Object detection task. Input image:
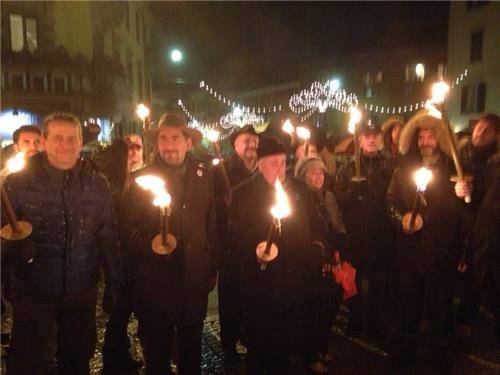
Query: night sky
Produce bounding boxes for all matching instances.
[150,1,449,90]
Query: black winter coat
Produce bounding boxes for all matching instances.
[386,155,464,272]
[227,174,325,321]
[122,155,218,325]
[335,152,394,265]
[2,153,123,297]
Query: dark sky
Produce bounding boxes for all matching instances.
[151,1,449,90]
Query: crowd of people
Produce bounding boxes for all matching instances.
[0,109,498,375]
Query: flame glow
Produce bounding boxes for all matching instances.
[296,126,311,141]
[135,175,171,207]
[282,119,294,135]
[207,129,220,143]
[270,179,291,220]
[212,158,221,166]
[348,107,361,134]
[414,167,432,192]
[431,81,450,104]
[6,152,26,174]
[136,103,150,120]
[425,100,442,119]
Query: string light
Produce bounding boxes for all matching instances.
[362,68,468,115]
[199,81,283,114]
[219,107,264,129]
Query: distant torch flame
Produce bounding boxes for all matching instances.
[414,167,432,192]
[431,81,450,105]
[348,107,361,134]
[296,126,310,141]
[282,119,294,135]
[270,179,291,220]
[6,152,26,174]
[207,129,220,143]
[136,103,150,120]
[212,158,221,166]
[135,175,171,207]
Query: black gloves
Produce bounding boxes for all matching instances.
[8,238,36,265]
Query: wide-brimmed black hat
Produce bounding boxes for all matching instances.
[229,125,258,148]
[257,137,285,160]
[146,112,202,145]
[359,116,381,134]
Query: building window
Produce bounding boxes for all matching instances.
[437,63,446,80]
[11,72,26,90]
[53,74,67,93]
[32,73,47,92]
[376,70,383,83]
[25,18,37,52]
[470,30,483,62]
[415,63,425,81]
[9,14,24,52]
[461,82,487,114]
[466,1,490,10]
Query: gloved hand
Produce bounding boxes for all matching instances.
[8,238,36,265]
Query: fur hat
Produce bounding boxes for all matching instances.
[146,112,202,145]
[294,156,326,180]
[398,110,451,156]
[381,116,405,150]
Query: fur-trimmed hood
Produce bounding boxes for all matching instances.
[399,110,452,156]
[381,116,405,150]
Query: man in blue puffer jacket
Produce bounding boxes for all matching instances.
[2,112,123,375]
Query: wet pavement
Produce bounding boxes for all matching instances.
[2,285,499,374]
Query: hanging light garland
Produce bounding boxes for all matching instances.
[219,106,264,129]
[199,81,283,114]
[289,79,358,114]
[361,68,469,115]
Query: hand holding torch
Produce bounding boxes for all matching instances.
[256,179,291,271]
[135,175,177,256]
[426,81,473,203]
[402,167,432,234]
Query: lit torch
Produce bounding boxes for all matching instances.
[296,126,311,157]
[402,167,432,233]
[1,153,33,259]
[282,119,296,145]
[207,129,231,202]
[426,81,472,203]
[256,179,291,271]
[135,175,177,255]
[136,103,151,163]
[348,107,366,182]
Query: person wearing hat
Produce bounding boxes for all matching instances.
[121,112,218,374]
[387,111,469,370]
[227,137,326,373]
[124,134,144,172]
[213,124,259,367]
[295,156,346,373]
[335,115,394,339]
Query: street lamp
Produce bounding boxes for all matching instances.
[170,49,183,64]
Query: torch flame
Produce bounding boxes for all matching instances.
[296,126,311,141]
[207,129,220,143]
[348,107,361,134]
[270,179,291,220]
[414,167,432,192]
[425,100,443,119]
[135,175,171,207]
[282,119,294,135]
[212,158,221,166]
[430,81,450,105]
[6,152,26,174]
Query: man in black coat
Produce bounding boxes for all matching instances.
[227,137,326,374]
[335,116,394,337]
[456,113,499,343]
[2,112,123,375]
[212,125,259,365]
[121,112,218,375]
[387,112,467,370]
